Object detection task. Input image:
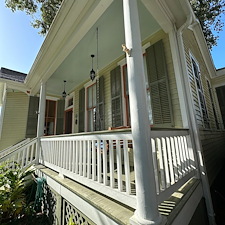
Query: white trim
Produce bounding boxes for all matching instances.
[189,51,209,128]
[27,0,113,95]
[171,183,203,225]
[85,81,97,132]
[0,83,7,139]
[142,42,150,53]
[37,172,122,225]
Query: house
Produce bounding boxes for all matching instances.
[0,67,65,151]
[212,67,225,127]
[1,0,225,224]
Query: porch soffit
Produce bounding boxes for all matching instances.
[25,0,162,96]
[26,0,114,95]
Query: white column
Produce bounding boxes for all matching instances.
[36,82,46,163]
[122,1,164,224]
[37,82,46,138]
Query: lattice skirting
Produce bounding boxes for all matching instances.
[62,198,96,225]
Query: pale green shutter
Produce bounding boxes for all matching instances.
[96,76,104,131]
[26,96,39,138]
[79,88,85,132]
[146,40,173,125]
[56,100,65,135]
[216,86,225,126]
[110,66,123,127]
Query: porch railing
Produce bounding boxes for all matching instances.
[0,138,38,170]
[0,138,30,159]
[40,129,196,208]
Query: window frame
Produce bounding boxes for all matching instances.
[190,53,210,128]
[85,82,97,132]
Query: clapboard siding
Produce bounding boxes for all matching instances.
[0,92,29,151]
[72,30,182,130]
[183,29,222,129]
[200,130,225,185]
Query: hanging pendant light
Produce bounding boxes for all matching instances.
[62,80,67,98]
[90,54,96,81]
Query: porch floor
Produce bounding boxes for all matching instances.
[35,165,200,225]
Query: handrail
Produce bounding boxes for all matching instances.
[0,138,38,170]
[39,129,196,208]
[0,138,30,159]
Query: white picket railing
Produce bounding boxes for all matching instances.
[40,129,196,208]
[0,138,38,170]
[0,138,30,159]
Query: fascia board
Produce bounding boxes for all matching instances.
[216,68,225,77]
[26,0,113,95]
[0,78,30,93]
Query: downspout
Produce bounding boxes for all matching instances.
[176,14,216,225]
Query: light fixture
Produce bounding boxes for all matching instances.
[62,80,67,98]
[90,54,96,81]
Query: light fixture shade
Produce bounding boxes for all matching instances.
[90,69,96,81]
[62,90,67,98]
[62,80,67,98]
[90,54,96,81]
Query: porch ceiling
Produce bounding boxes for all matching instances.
[46,0,160,96]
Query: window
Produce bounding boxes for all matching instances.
[207,80,219,129]
[45,100,56,135]
[191,56,209,128]
[86,83,96,132]
[122,56,153,126]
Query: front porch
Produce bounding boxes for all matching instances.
[0,127,201,224]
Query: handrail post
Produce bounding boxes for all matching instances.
[36,82,46,164]
[122,1,165,224]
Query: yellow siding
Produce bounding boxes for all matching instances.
[0,83,4,105]
[183,29,222,129]
[0,91,29,151]
[72,30,183,131]
[200,130,225,185]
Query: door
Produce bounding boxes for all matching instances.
[64,109,73,134]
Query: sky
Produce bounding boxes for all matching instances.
[0,2,44,74]
[0,2,225,75]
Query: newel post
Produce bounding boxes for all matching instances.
[122,0,165,224]
[36,81,46,163]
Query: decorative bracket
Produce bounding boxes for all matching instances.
[122,44,132,57]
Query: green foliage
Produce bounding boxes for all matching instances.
[68,216,76,225]
[67,216,84,225]
[5,0,62,35]
[0,162,34,224]
[190,0,225,49]
[4,0,225,49]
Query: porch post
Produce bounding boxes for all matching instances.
[36,81,46,163]
[122,1,164,224]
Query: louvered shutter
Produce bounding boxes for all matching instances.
[216,86,225,126]
[56,100,65,135]
[146,40,173,125]
[79,88,85,132]
[26,96,39,138]
[110,66,123,127]
[96,76,104,131]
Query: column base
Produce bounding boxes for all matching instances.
[130,212,167,225]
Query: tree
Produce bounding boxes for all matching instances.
[5,0,225,49]
[190,0,225,50]
[5,0,62,36]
